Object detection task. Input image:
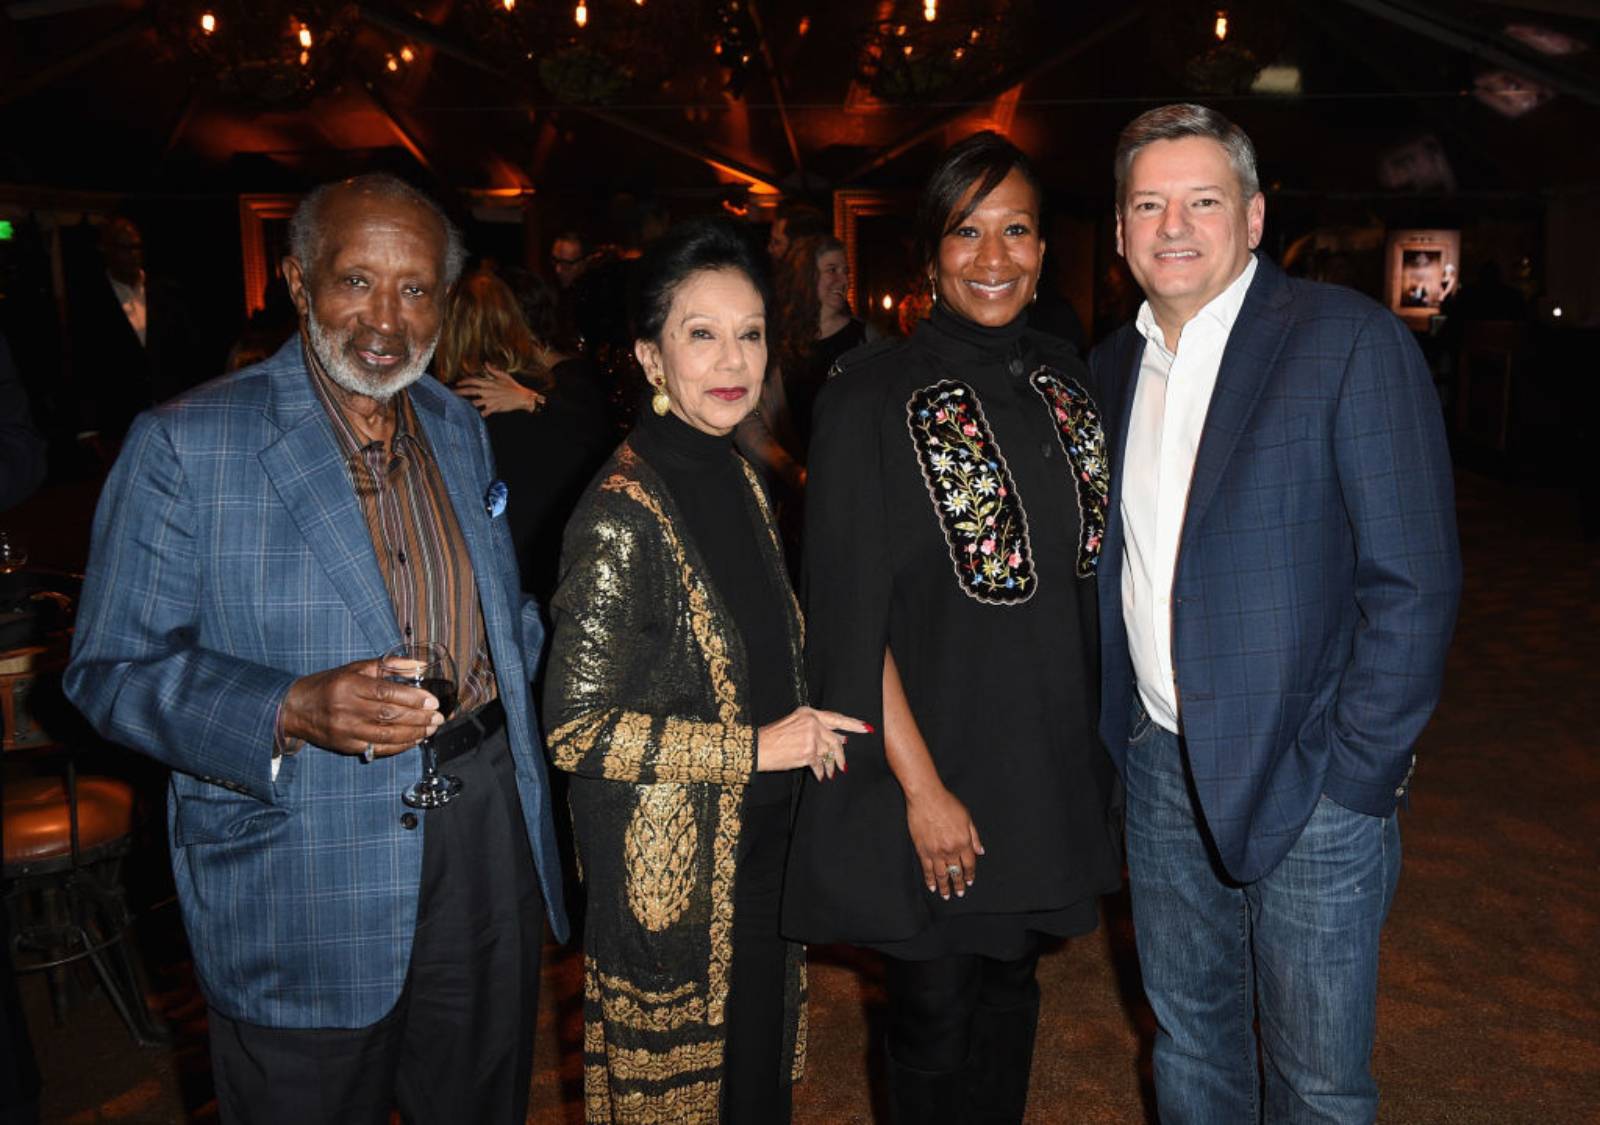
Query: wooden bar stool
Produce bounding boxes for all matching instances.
[2,642,169,1046]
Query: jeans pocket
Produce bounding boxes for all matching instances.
[1128,698,1156,746]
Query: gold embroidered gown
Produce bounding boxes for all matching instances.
[544,435,807,1124]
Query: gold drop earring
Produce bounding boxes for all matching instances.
[650,377,671,417]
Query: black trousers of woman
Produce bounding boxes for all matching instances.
[721,796,793,1124]
[885,942,1043,1125]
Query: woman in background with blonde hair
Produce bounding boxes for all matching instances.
[437,267,611,600]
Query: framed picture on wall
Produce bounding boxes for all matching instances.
[239,194,299,318]
[1385,229,1461,328]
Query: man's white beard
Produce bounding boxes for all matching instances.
[305,300,438,402]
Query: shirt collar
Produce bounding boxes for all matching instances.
[1134,253,1258,352]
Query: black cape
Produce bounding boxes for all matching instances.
[781,304,1122,956]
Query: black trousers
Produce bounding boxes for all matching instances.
[721,795,793,1125]
[885,943,1041,1073]
[207,728,543,1125]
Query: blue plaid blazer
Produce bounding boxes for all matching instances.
[65,339,568,1028]
[1092,257,1461,883]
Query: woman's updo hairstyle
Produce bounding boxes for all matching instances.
[631,216,772,344]
[915,130,1044,273]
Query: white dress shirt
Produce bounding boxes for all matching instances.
[1121,255,1257,734]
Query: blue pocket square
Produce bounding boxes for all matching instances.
[484,479,509,518]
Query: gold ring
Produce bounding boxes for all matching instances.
[822,751,835,766]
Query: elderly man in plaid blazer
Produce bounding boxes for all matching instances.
[1092,105,1461,1124]
[66,175,566,1125]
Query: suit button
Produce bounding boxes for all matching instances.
[401,813,419,830]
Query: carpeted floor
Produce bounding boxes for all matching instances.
[14,468,1600,1124]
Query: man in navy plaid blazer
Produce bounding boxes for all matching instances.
[66,176,567,1123]
[1092,106,1460,1123]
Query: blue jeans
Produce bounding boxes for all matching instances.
[1124,708,1401,1124]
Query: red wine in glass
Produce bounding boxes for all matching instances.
[380,642,462,809]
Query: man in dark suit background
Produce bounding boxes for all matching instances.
[65,216,205,448]
[1091,104,1460,1123]
[66,175,567,1124]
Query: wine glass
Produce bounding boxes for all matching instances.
[0,530,27,575]
[381,641,462,809]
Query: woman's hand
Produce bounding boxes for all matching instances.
[756,707,870,781]
[905,785,985,900]
[454,364,545,417]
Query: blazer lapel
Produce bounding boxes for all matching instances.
[258,349,399,655]
[1180,258,1294,552]
[1102,326,1145,576]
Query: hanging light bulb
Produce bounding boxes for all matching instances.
[1214,10,1229,41]
[399,44,415,63]
[574,1,587,27]
[881,294,893,311]
[199,11,217,34]
[298,24,313,49]
[502,0,516,10]
[385,53,399,72]
[299,49,310,66]
[924,0,937,22]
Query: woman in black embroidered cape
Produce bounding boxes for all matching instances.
[781,133,1123,1124]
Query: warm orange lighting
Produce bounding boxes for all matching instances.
[797,16,810,36]
[902,44,913,56]
[502,0,515,9]
[895,23,907,36]
[574,1,587,27]
[298,25,313,48]
[299,49,310,65]
[953,46,964,60]
[924,0,937,21]
[199,11,216,34]
[969,27,981,43]
[385,54,399,72]
[1214,10,1228,40]
[881,294,893,310]
[399,44,415,62]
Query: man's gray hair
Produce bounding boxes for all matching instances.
[1113,103,1260,206]
[288,173,466,286]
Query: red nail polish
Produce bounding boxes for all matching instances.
[840,761,848,773]
[864,722,876,734]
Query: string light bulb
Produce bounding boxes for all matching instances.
[299,49,310,65]
[385,53,399,72]
[924,0,937,21]
[797,16,810,36]
[1214,10,1228,41]
[298,24,313,49]
[199,11,216,34]
[881,294,893,310]
[502,0,515,9]
[399,44,415,63]
[574,1,587,27]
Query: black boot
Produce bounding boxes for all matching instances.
[965,996,1041,1124]
[887,1048,970,1125]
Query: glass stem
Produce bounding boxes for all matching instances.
[422,738,438,780]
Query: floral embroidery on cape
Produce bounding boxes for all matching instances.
[906,380,1036,605]
[1029,368,1108,576]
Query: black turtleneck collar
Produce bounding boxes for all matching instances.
[633,403,736,473]
[919,302,1031,370]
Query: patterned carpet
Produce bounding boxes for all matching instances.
[18,469,1600,1123]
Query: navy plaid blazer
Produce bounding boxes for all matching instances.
[65,339,568,1028]
[1092,257,1461,883]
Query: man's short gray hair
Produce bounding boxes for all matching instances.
[1113,103,1260,207]
[288,173,466,286]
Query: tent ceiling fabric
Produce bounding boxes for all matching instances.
[1,0,1597,199]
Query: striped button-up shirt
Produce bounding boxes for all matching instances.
[305,339,497,714]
